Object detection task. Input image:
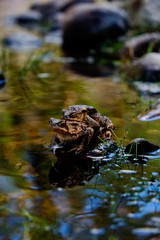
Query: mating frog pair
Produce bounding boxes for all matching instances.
[50,105,114,154]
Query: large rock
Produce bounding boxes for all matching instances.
[62,2,129,56]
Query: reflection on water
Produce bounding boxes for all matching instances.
[0,0,160,239]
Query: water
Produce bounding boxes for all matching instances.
[0,0,160,239]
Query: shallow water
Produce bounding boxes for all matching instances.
[0,0,160,239]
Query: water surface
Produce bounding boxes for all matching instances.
[0,1,160,239]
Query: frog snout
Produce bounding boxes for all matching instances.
[49,118,55,125]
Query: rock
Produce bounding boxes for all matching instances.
[30,0,94,21]
[62,2,129,56]
[138,100,160,121]
[0,71,6,90]
[52,0,94,12]
[14,11,42,25]
[123,0,160,30]
[120,33,160,59]
[125,53,160,82]
[44,29,63,45]
[139,0,160,28]
[3,32,42,52]
[134,82,160,94]
[125,138,159,155]
[11,11,46,33]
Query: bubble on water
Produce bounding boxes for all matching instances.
[132,186,141,191]
[141,177,148,180]
[132,227,160,237]
[127,213,136,218]
[109,213,117,218]
[119,170,137,174]
[90,227,105,235]
[137,182,143,185]
[131,177,136,181]
[38,73,50,78]
[152,172,158,176]
[151,198,160,203]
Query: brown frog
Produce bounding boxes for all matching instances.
[50,118,94,153]
[62,105,114,139]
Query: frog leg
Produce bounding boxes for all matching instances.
[85,115,99,128]
[99,127,112,140]
[51,134,61,146]
[104,116,115,129]
[75,127,94,154]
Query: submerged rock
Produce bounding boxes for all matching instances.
[125,53,160,82]
[62,2,129,56]
[0,71,6,90]
[138,101,160,121]
[3,32,42,51]
[120,33,160,60]
[125,138,159,155]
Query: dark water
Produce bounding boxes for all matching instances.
[0,0,160,239]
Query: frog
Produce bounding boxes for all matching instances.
[49,118,94,154]
[62,105,114,139]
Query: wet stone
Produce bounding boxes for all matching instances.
[62,2,129,57]
[125,0,160,31]
[139,0,160,27]
[13,11,42,25]
[52,0,95,12]
[138,100,160,121]
[30,0,94,21]
[125,53,160,82]
[3,31,42,51]
[120,32,160,59]
[0,71,6,90]
[44,30,63,45]
[125,138,159,155]
[133,82,160,95]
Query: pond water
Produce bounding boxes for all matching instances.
[0,0,160,239]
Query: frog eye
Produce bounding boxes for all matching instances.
[71,123,79,126]
[69,112,77,118]
[58,122,66,127]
